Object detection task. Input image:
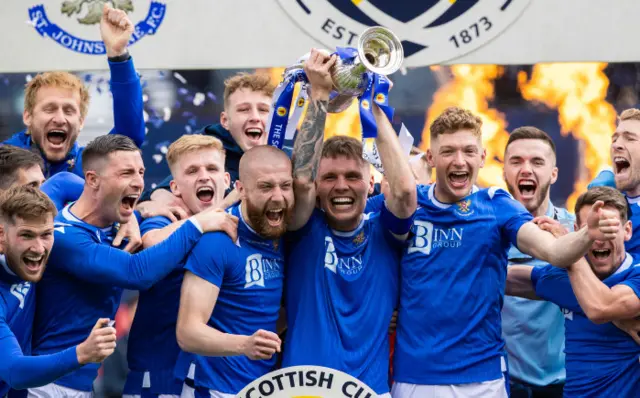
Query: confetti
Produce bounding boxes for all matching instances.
[178,88,189,96]
[155,141,171,152]
[193,92,205,106]
[26,75,33,83]
[151,183,158,189]
[163,107,172,122]
[144,127,149,135]
[152,154,163,164]
[158,71,166,77]
[160,145,168,154]
[173,72,187,84]
[174,100,182,109]
[84,74,93,83]
[143,110,149,123]
[206,92,217,102]
[188,117,198,127]
[185,125,192,134]
[182,111,194,118]
[142,94,149,103]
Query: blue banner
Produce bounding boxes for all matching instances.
[28,2,166,55]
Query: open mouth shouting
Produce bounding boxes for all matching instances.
[517,179,537,200]
[245,128,264,144]
[265,208,284,226]
[614,156,631,179]
[592,248,612,261]
[331,197,355,211]
[196,186,214,203]
[121,194,139,213]
[46,129,68,149]
[23,252,46,275]
[448,171,470,190]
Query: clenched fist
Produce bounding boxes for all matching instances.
[76,318,117,364]
[241,329,281,360]
[100,4,134,58]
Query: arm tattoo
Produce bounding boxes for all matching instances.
[292,98,328,181]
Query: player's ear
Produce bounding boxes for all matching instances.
[169,180,181,198]
[236,180,246,200]
[84,170,100,190]
[224,172,231,191]
[220,111,230,130]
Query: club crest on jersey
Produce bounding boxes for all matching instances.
[245,253,282,288]
[275,0,532,65]
[352,230,365,246]
[455,199,474,217]
[27,1,166,55]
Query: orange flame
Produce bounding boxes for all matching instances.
[518,63,616,210]
[421,65,510,189]
[259,67,363,140]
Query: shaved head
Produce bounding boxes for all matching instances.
[239,146,292,183]
[237,145,294,239]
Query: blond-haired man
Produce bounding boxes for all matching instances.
[142,72,275,206]
[124,135,231,398]
[4,4,144,179]
[391,107,620,398]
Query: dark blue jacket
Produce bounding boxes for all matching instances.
[4,58,145,179]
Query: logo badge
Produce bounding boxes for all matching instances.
[455,198,473,216]
[238,365,377,398]
[361,99,370,110]
[276,106,289,117]
[28,1,166,55]
[352,230,365,246]
[275,0,532,66]
[296,97,306,107]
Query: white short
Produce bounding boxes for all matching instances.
[28,383,93,398]
[391,377,508,398]
[180,383,195,398]
[123,395,179,398]
[203,391,234,398]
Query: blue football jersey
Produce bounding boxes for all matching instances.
[184,204,284,394]
[0,256,35,397]
[125,216,192,395]
[394,184,533,385]
[532,255,640,397]
[33,205,202,391]
[625,196,640,257]
[283,204,404,395]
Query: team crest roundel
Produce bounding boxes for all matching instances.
[237,365,378,397]
[28,1,166,55]
[275,0,533,66]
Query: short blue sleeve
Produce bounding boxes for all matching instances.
[40,172,84,211]
[184,232,233,288]
[365,193,385,213]
[532,265,576,309]
[620,268,640,299]
[139,216,172,236]
[489,187,534,247]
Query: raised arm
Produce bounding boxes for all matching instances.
[567,258,640,324]
[372,104,416,219]
[288,50,337,231]
[505,265,540,300]
[53,210,237,290]
[101,4,145,147]
[517,201,620,267]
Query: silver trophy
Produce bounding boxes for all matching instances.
[284,26,404,113]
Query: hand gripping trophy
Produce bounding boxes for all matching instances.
[266,26,405,148]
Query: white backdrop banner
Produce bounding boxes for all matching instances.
[1,0,639,72]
